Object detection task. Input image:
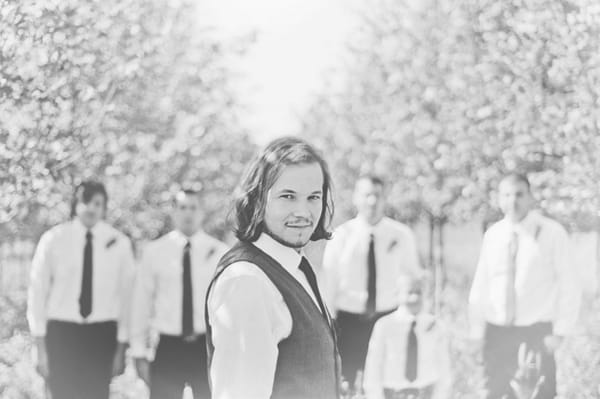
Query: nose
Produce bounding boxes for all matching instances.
[366,195,377,206]
[291,198,313,219]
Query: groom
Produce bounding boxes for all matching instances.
[205,136,341,399]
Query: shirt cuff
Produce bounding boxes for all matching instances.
[129,341,149,359]
[117,327,129,344]
[553,321,576,337]
[469,323,485,340]
[29,321,47,337]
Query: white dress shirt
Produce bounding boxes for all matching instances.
[323,216,422,314]
[129,230,228,358]
[363,308,452,399]
[27,219,135,342]
[469,210,582,338]
[206,233,323,399]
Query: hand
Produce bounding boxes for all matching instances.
[111,343,128,377]
[466,337,484,364]
[134,357,151,386]
[543,335,563,354]
[34,337,49,379]
[509,343,545,399]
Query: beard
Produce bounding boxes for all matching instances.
[263,225,312,249]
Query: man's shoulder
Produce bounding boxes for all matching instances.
[201,233,229,254]
[536,213,568,236]
[40,221,71,243]
[100,222,130,242]
[483,219,505,237]
[210,260,277,301]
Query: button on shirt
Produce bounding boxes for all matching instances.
[206,233,324,399]
[27,219,135,342]
[323,217,422,314]
[129,230,228,358]
[363,309,452,399]
[469,210,582,338]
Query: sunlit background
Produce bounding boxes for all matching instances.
[1,0,599,397]
[199,0,361,143]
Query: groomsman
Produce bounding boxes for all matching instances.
[363,280,451,399]
[323,175,422,386]
[469,173,582,399]
[130,188,227,399]
[27,180,135,399]
[205,137,340,399]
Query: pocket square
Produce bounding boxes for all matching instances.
[105,237,117,249]
[387,240,398,252]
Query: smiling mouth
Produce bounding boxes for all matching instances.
[285,223,312,228]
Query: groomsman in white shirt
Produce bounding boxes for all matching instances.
[323,175,422,386]
[130,188,227,399]
[27,180,135,399]
[205,137,340,399]
[469,173,581,399]
[364,280,451,399]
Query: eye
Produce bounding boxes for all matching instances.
[280,194,295,200]
[309,195,322,201]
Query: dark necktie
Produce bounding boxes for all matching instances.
[298,257,329,321]
[79,230,93,319]
[505,231,519,325]
[182,241,194,337]
[405,320,418,382]
[366,233,377,316]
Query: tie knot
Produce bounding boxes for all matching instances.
[410,320,417,329]
[184,241,191,250]
[299,256,311,271]
[86,231,93,241]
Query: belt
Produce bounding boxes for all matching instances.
[383,385,433,399]
[159,333,205,343]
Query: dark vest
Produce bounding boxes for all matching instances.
[205,240,340,399]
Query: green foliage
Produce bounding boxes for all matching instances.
[0,0,257,241]
[302,0,600,231]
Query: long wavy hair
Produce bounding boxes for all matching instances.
[233,136,335,242]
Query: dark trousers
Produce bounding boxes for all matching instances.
[483,322,557,399]
[336,309,396,385]
[46,320,117,399]
[150,334,209,399]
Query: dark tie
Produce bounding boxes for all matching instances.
[366,233,377,316]
[298,257,329,320]
[405,320,418,382]
[505,232,519,325]
[182,241,194,337]
[79,230,93,319]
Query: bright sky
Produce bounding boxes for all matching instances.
[198,0,361,144]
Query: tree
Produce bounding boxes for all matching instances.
[0,0,257,242]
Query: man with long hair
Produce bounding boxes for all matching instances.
[205,137,340,399]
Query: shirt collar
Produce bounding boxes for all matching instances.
[504,210,541,235]
[72,217,103,237]
[171,229,205,248]
[253,233,304,273]
[355,215,386,235]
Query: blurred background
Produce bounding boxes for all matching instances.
[1,0,599,397]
